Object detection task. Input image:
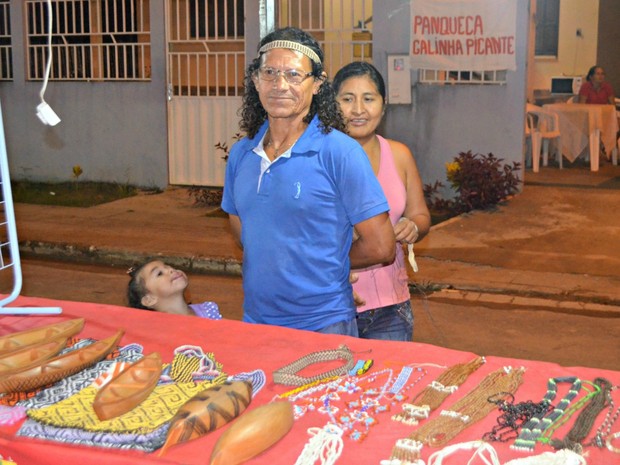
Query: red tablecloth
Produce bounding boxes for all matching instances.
[0,295,618,465]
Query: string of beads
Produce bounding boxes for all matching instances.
[382,367,525,464]
[548,377,610,451]
[408,366,525,447]
[482,392,552,443]
[272,345,355,386]
[585,383,619,448]
[511,376,581,452]
[392,356,485,425]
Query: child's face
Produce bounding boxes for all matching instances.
[139,260,189,302]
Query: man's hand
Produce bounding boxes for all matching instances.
[350,272,366,307]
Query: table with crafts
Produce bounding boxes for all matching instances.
[0,295,618,465]
[543,103,619,170]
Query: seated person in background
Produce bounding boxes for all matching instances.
[127,259,222,319]
[578,65,615,104]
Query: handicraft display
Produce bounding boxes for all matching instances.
[2,318,620,464]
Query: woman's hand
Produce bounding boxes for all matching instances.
[394,217,419,244]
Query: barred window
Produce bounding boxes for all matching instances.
[535,0,559,57]
[0,0,11,80]
[189,0,244,39]
[26,0,151,81]
[419,69,507,85]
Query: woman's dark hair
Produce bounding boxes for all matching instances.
[586,65,602,82]
[126,260,155,310]
[239,27,345,138]
[332,61,387,103]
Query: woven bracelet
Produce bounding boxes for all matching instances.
[273,344,355,386]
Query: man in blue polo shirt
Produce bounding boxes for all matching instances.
[221,27,395,336]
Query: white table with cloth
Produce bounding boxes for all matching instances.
[543,103,618,171]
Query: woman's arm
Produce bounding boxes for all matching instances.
[389,140,431,244]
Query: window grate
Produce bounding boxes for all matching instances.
[26,0,151,81]
[419,69,507,85]
[278,0,373,74]
[0,0,12,81]
[167,0,245,97]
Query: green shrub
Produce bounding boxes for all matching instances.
[425,151,521,217]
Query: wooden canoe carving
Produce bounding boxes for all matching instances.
[93,352,163,421]
[0,318,85,356]
[0,330,124,394]
[0,337,68,377]
[210,401,294,465]
[158,380,253,456]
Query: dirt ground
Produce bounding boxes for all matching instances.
[3,258,618,372]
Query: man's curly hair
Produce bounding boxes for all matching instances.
[239,27,345,139]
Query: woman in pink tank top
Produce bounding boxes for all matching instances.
[333,62,431,341]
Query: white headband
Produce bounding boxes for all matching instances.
[258,40,321,65]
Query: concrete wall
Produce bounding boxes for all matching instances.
[374,0,529,192]
[597,0,620,94]
[0,0,610,191]
[0,1,169,188]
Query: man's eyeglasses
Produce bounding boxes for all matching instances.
[257,66,314,85]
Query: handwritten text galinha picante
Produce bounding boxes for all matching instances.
[412,15,514,56]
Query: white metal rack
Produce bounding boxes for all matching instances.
[0,101,61,314]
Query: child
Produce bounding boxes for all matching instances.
[127,259,222,319]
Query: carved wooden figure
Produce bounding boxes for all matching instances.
[93,352,163,421]
[0,330,123,394]
[159,379,253,456]
[210,400,294,465]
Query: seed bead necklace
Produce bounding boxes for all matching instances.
[322,366,429,442]
[549,377,610,452]
[272,344,355,386]
[539,379,601,448]
[382,367,525,465]
[585,383,619,448]
[482,392,553,443]
[511,376,582,452]
[392,356,485,425]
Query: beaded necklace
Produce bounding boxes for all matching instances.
[586,383,619,448]
[323,366,429,442]
[288,364,435,444]
[511,376,582,452]
[483,392,553,443]
[383,367,525,464]
[413,366,525,447]
[272,344,355,386]
[392,356,485,425]
[547,377,609,451]
[286,368,393,422]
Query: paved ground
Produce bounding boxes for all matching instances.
[2,160,619,370]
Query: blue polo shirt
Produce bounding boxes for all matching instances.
[222,116,389,331]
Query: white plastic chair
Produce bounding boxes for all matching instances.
[526,104,562,172]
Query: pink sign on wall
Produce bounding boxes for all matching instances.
[410,0,517,71]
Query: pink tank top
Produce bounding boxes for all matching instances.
[353,135,410,312]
